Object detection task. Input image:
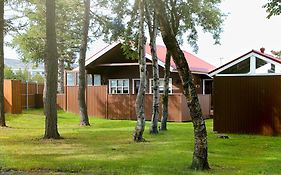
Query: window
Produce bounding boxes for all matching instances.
[93,74,101,86]
[132,79,140,94]
[87,74,93,86]
[66,72,75,86]
[149,78,172,94]
[220,58,250,74]
[109,79,129,94]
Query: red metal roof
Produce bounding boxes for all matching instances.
[145,45,215,73]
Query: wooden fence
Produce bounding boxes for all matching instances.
[3,80,44,114]
[4,80,22,114]
[21,82,44,109]
[58,85,211,122]
[214,75,281,135]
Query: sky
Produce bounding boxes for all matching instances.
[5,0,281,67]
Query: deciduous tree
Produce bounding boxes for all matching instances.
[133,0,146,141]
[11,0,83,93]
[144,1,160,134]
[152,0,223,170]
[160,50,171,131]
[264,0,281,18]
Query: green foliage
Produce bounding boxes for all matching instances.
[271,50,281,58]
[96,0,140,60]
[31,72,44,83]
[11,0,84,67]
[14,68,30,81]
[4,66,15,79]
[1,110,281,174]
[264,0,281,18]
[97,0,224,54]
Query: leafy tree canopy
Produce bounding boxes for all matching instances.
[264,0,281,18]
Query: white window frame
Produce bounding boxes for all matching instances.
[149,78,172,94]
[202,79,213,95]
[108,79,129,94]
[132,79,140,94]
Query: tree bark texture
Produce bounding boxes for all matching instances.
[145,6,159,134]
[154,0,209,170]
[78,0,90,126]
[133,0,146,142]
[160,50,171,131]
[57,57,64,93]
[0,0,5,127]
[44,0,60,139]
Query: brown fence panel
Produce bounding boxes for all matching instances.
[107,94,131,119]
[57,94,65,109]
[180,94,211,122]
[198,94,211,118]
[66,86,79,114]
[37,84,44,94]
[4,80,22,114]
[87,86,107,118]
[21,82,41,109]
[214,75,281,135]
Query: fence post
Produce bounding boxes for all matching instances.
[26,80,28,109]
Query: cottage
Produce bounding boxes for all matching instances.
[60,42,214,121]
[209,48,281,135]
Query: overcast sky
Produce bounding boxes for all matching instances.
[5,0,281,67]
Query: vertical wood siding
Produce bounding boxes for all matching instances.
[214,75,281,135]
[87,86,107,118]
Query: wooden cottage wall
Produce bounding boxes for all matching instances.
[214,75,281,135]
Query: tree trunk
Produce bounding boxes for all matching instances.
[0,0,5,127]
[44,0,60,139]
[160,50,171,131]
[145,6,159,134]
[133,0,146,142]
[154,1,210,170]
[78,0,90,126]
[57,57,64,94]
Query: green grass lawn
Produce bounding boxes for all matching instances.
[0,109,281,175]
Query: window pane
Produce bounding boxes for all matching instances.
[94,74,101,86]
[117,87,122,93]
[123,87,129,94]
[134,80,140,94]
[123,80,129,87]
[66,72,74,86]
[159,80,164,86]
[87,74,93,86]
[110,80,117,86]
[111,87,117,94]
[117,80,123,86]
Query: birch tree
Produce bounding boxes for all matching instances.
[160,51,171,130]
[152,0,223,170]
[0,0,5,127]
[144,1,160,134]
[78,0,90,126]
[133,0,146,141]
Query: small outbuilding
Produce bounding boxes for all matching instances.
[209,48,281,135]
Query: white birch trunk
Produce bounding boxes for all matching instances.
[133,0,146,142]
